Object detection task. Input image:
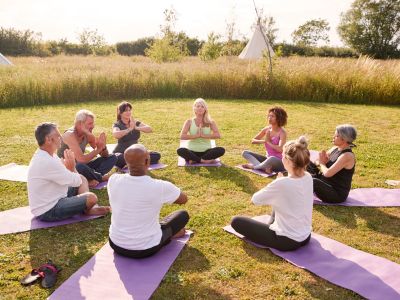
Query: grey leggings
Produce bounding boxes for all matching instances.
[242,150,285,172]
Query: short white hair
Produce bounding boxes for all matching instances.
[75,109,95,123]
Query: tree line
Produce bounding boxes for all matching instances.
[0,0,399,60]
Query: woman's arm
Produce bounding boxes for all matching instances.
[112,126,131,139]
[251,127,268,144]
[200,121,221,139]
[136,121,152,133]
[180,119,199,140]
[319,152,355,177]
[265,128,286,153]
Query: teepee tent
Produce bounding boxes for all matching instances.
[0,53,13,65]
[239,23,274,60]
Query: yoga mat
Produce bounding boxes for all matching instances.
[224,215,400,300]
[386,180,400,186]
[0,206,102,235]
[309,150,319,163]
[178,140,222,167]
[49,231,193,300]
[313,188,400,207]
[235,165,276,178]
[120,163,168,173]
[91,181,108,190]
[0,163,28,182]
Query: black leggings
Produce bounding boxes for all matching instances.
[115,151,161,169]
[109,210,189,259]
[177,147,225,163]
[231,216,310,252]
[313,178,347,203]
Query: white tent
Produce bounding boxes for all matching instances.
[239,23,274,60]
[0,53,13,65]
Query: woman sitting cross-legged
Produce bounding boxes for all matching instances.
[177,98,225,164]
[231,136,313,252]
[112,101,161,169]
[307,124,357,203]
[242,106,287,174]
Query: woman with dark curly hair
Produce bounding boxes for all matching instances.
[242,107,288,174]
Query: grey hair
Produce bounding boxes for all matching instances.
[75,109,95,124]
[336,124,357,146]
[35,122,57,146]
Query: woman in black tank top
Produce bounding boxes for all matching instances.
[307,124,357,203]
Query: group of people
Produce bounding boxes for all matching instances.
[27,98,357,257]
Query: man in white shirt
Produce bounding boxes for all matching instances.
[28,122,110,221]
[108,144,189,258]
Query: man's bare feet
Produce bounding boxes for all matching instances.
[201,159,216,164]
[88,180,99,188]
[242,163,254,169]
[86,206,111,216]
[172,228,186,238]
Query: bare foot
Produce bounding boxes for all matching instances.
[86,206,111,216]
[88,180,99,188]
[242,163,254,169]
[172,228,186,238]
[263,167,273,174]
[201,159,216,164]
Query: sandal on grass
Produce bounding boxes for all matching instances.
[39,262,61,288]
[20,269,45,285]
[20,261,61,288]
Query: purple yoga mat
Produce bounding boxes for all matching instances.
[49,231,192,300]
[235,165,276,177]
[224,215,400,300]
[0,206,102,235]
[314,188,400,207]
[120,163,168,173]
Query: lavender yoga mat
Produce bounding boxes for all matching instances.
[178,140,222,167]
[0,206,102,235]
[235,165,276,178]
[224,215,400,300]
[313,188,400,207]
[49,231,192,300]
[0,163,28,182]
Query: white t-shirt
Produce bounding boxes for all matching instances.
[27,149,82,216]
[251,172,313,242]
[108,173,181,250]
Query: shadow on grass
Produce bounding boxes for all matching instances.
[315,206,400,238]
[183,166,259,195]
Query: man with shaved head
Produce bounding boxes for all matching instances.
[107,144,189,258]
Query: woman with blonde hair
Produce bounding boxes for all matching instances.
[231,136,313,251]
[177,98,225,164]
[242,106,288,174]
[112,101,161,169]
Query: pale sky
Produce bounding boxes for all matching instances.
[0,0,353,46]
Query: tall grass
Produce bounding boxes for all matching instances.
[0,55,399,108]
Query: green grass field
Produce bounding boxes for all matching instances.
[0,99,399,299]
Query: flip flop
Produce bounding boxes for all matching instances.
[39,262,61,288]
[20,269,45,285]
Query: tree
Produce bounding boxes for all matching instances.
[77,28,109,55]
[292,19,330,46]
[253,9,278,46]
[199,32,222,61]
[146,7,188,62]
[338,0,400,59]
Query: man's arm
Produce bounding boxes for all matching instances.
[62,131,101,163]
[174,192,188,204]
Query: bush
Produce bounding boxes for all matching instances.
[199,33,222,61]
[116,38,155,56]
[145,37,184,63]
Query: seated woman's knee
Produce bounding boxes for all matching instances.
[86,192,98,206]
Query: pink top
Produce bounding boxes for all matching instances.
[265,129,282,159]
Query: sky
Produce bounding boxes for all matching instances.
[0,0,353,46]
